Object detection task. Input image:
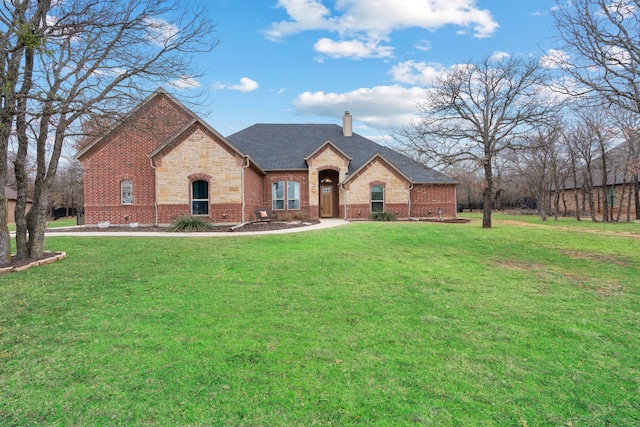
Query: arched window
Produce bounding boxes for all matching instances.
[121,180,133,204]
[371,185,384,213]
[191,180,209,215]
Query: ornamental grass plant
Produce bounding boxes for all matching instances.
[167,215,214,232]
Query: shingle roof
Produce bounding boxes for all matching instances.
[4,186,17,200]
[563,140,640,190]
[3,186,33,202]
[226,124,456,184]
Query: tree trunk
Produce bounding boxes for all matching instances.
[635,174,639,220]
[25,113,64,258]
[482,160,493,229]
[13,44,35,259]
[0,125,11,266]
[0,192,10,266]
[26,197,49,258]
[628,185,633,222]
[616,181,626,222]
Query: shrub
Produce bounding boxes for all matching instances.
[168,215,214,232]
[368,211,397,221]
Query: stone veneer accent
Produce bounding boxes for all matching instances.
[306,144,350,207]
[155,128,243,205]
[345,158,410,205]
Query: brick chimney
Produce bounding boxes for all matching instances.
[342,110,352,137]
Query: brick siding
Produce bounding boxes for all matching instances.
[79,92,458,225]
[560,185,638,218]
[410,184,457,218]
[264,171,311,220]
[80,93,194,225]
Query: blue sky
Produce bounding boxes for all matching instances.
[170,0,560,145]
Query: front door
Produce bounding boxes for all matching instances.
[320,185,333,217]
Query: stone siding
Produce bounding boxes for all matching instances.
[155,127,243,206]
[306,145,349,208]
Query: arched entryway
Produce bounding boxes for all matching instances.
[318,169,339,218]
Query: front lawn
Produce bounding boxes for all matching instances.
[1,220,639,425]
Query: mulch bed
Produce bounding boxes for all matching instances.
[45,220,321,233]
[1,251,66,273]
[421,218,471,223]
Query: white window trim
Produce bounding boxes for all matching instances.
[121,180,133,205]
[191,180,209,216]
[371,185,384,212]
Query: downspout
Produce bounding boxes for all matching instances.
[150,158,158,226]
[339,182,347,220]
[241,156,250,223]
[408,183,419,221]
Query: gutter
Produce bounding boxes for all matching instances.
[407,183,419,221]
[241,156,250,223]
[339,182,347,220]
[150,158,159,226]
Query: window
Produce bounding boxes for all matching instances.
[608,186,617,206]
[121,180,133,204]
[272,180,300,210]
[191,180,209,215]
[288,181,300,210]
[371,185,384,212]
[272,181,285,210]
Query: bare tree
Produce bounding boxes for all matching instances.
[0,0,47,264]
[0,0,219,264]
[49,159,83,218]
[580,106,618,221]
[394,55,561,228]
[552,0,640,114]
[512,125,567,221]
[553,0,640,220]
[563,104,618,222]
[608,106,640,220]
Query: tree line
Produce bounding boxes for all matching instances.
[394,0,640,228]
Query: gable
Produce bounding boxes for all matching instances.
[305,141,351,171]
[75,88,195,161]
[154,126,246,205]
[344,153,410,186]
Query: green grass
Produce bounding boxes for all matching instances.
[461,211,640,234]
[7,217,77,232]
[1,220,639,425]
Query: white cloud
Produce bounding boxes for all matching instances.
[210,77,259,93]
[390,61,449,86]
[293,85,426,129]
[265,0,499,60]
[415,40,432,51]
[169,75,201,89]
[489,51,510,61]
[230,77,259,92]
[540,48,570,69]
[265,0,336,41]
[144,18,180,46]
[313,37,394,59]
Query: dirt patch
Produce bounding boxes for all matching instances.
[562,250,632,267]
[493,259,543,271]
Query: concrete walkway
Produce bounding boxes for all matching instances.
[40,218,350,237]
